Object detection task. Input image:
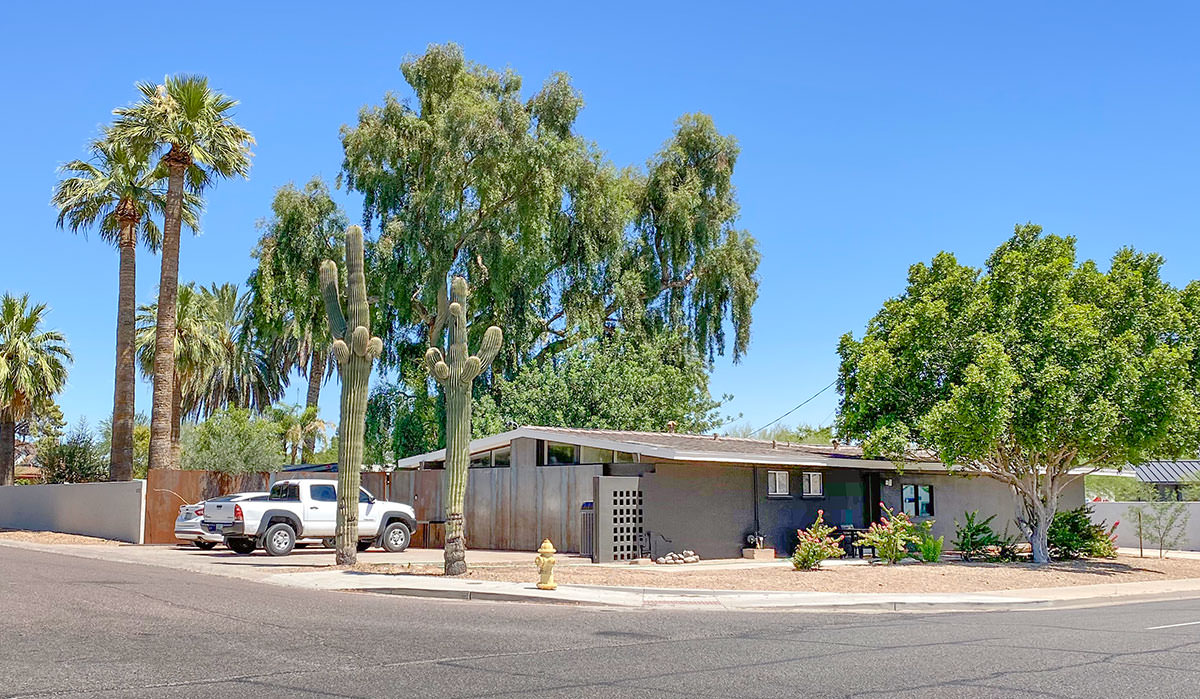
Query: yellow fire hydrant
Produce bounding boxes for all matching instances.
[535,538,557,590]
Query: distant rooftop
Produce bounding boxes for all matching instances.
[1135,461,1200,484]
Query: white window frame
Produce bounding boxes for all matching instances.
[767,470,790,496]
[801,472,824,497]
[902,484,934,517]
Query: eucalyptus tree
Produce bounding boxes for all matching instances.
[247,178,346,459]
[837,224,1200,563]
[340,43,759,378]
[111,75,254,470]
[0,295,72,485]
[51,134,199,480]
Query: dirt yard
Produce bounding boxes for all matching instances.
[352,555,1200,593]
[0,529,122,546]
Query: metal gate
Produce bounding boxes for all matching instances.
[592,476,643,563]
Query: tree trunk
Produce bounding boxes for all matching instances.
[149,153,187,471]
[171,376,183,469]
[0,419,15,486]
[1014,484,1054,564]
[1028,516,1051,564]
[108,222,137,481]
[302,350,325,463]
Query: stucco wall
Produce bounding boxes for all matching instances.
[1090,501,1200,552]
[0,480,146,544]
[880,473,1085,544]
[641,462,754,559]
[757,467,866,554]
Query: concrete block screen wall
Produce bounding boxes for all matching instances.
[1091,501,1200,552]
[0,480,146,544]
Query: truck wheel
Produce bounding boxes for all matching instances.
[381,522,411,553]
[356,540,372,553]
[227,538,256,555]
[193,540,218,551]
[263,523,297,557]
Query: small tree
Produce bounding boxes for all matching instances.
[180,407,283,474]
[838,225,1200,563]
[37,420,107,484]
[1130,500,1191,558]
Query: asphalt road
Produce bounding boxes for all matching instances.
[3,546,1200,698]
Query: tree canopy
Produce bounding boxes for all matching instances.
[339,43,759,376]
[837,224,1200,562]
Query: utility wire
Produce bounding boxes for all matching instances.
[748,379,837,437]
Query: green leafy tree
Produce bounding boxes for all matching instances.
[473,331,727,438]
[0,294,72,485]
[1130,499,1191,557]
[837,225,1200,563]
[339,44,758,441]
[52,133,200,481]
[180,407,283,474]
[37,419,107,484]
[724,422,834,444]
[269,404,330,465]
[111,74,254,471]
[247,177,346,459]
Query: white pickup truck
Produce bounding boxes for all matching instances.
[202,478,417,556]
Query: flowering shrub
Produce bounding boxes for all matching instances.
[856,503,920,564]
[791,510,846,570]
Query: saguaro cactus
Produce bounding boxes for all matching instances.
[424,276,502,575]
[320,225,382,566]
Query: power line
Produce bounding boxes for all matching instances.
[748,379,837,437]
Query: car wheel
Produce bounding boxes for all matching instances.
[263,523,297,557]
[381,522,411,553]
[356,540,372,553]
[227,538,257,555]
[193,540,218,551]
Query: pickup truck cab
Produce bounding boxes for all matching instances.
[203,479,416,556]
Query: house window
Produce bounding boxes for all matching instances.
[469,452,491,469]
[801,472,824,497]
[580,446,613,464]
[767,470,790,496]
[614,451,638,463]
[545,441,579,465]
[902,484,934,517]
[492,447,511,468]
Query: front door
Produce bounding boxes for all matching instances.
[863,473,882,525]
[307,483,338,537]
[358,487,381,539]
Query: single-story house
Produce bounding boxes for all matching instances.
[1131,461,1200,500]
[391,426,1084,561]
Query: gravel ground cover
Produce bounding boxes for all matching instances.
[0,529,121,545]
[350,554,1200,593]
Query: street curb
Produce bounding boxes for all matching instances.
[347,587,592,606]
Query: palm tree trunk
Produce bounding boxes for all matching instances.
[149,153,187,471]
[108,222,137,481]
[0,419,15,486]
[171,376,183,468]
[301,350,326,462]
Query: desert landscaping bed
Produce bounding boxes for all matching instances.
[0,529,122,546]
[351,555,1200,594]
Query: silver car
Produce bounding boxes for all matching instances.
[175,492,268,549]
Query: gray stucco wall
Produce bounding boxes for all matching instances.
[879,472,1085,544]
[758,467,866,555]
[641,462,754,560]
[0,480,146,544]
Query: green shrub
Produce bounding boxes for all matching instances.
[914,520,944,562]
[36,420,107,484]
[991,529,1024,562]
[1047,505,1117,559]
[855,503,920,564]
[954,511,1000,562]
[791,510,846,570]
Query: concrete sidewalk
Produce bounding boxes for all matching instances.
[8,537,1200,612]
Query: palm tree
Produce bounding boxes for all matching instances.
[136,283,220,466]
[271,404,330,465]
[111,75,254,470]
[0,295,72,485]
[247,177,346,460]
[196,283,287,416]
[51,133,200,481]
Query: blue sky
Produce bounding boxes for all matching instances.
[3,2,1199,435]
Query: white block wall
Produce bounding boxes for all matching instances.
[0,480,146,544]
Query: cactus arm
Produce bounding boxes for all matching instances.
[476,326,502,372]
[319,260,346,340]
[424,347,450,382]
